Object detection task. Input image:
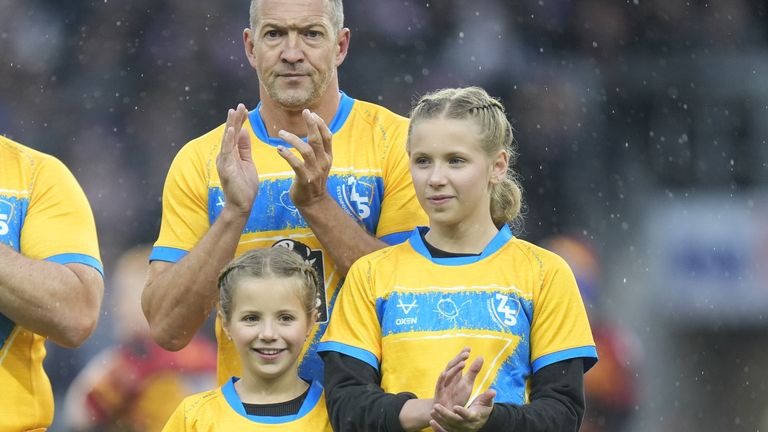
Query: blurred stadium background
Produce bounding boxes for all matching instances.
[2,0,767,430]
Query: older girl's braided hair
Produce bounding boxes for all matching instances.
[407,86,524,230]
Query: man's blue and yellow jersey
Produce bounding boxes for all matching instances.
[0,135,102,431]
[151,92,428,385]
[161,378,332,431]
[319,226,597,420]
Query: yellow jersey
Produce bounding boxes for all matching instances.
[151,93,427,384]
[320,226,597,410]
[161,378,332,432]
[0,135,102,431]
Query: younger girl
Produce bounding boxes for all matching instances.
[318,87,598,431]
[162,247,331,431]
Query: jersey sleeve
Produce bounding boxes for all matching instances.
[318,257,382,370]
[151,142,210,263]
[530,256,597,373]
[20,156,102,274]
[375,117,428,241]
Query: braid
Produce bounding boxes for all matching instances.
[469,99,504,114]
[407,86,524,229]
[217,248,320,321]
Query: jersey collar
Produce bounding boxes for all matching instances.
[221,377,324,424]
[408,225,514,266]
[247,92,355,147]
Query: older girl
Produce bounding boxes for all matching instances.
[319,87,597,431]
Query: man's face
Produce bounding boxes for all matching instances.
[244,0,345,110]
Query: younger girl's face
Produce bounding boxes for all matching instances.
[223,276,313,384]
[409,118,506,230]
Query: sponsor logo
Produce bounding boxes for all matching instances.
[395,317,418,325]
[395,297,418,326]
[396,298,418,315]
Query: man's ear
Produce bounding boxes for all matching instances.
[243,27,259,70]
[335,28,351,67]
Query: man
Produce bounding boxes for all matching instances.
[142,0,426,384]
[0,135,104,430]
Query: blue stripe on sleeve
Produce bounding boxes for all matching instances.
[149,246,188,263]
[379,231,411,246]
[45,253,104,276]
[532,345,599,373]
[317,341,380,371]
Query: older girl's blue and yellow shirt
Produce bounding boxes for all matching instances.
[319,226,597,414]
[0,135,102,431]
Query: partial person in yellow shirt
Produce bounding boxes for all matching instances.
[0,135,104,431]
[162,247,332,431]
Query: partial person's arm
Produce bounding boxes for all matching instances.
[324,349,501,432]
[142,105,259,351]
[322,351,429,432]
[293,193,388,275]
[278,110,387,275]
[324,353,585,432]
[0,245,103,348]
[476,359,585,432]
[142,209,248,350]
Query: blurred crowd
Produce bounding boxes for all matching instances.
[2,0,767,430]
[3,0,765,259]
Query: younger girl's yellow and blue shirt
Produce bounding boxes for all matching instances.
[0,135,102,431]
[162,378,332,431]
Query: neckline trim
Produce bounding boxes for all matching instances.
[247,92,355,147]
[221,377,323,424]
[408,225,513,266]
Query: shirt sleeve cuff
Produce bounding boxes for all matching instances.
[385,392,418,432]
[478,403,518,432]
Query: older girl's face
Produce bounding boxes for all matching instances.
[408,118,506,232]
